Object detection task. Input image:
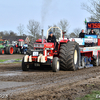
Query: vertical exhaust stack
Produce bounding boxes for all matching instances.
[42,29,44,43]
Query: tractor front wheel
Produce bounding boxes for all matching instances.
[0,49,5,55]
[22,57,29,71]
[52,57,60,72]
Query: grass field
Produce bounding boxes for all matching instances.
[77,90,100,100]
[0,59,22,63]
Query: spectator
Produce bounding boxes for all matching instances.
[23,42,28,54]
[89,29,96,35]
[79,29,85,38]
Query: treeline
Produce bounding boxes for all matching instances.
[0,31,17,38]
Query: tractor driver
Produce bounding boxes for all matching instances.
[47,32,58,51]
[47,32,56,43]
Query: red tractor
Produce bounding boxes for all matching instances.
[22,27,79,72]
[22,24,100,72]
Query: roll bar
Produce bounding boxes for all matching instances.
[46,27,62,39]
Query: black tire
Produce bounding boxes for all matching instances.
[91,55,99,66]
[13,47,15,54]
[13,46,17,54]
[17,48,20,54]
[8,46,14,54]
[66,41,79,71]
[59,44,67,70]
[29,63,34,69]
[0,49,5,54]
[5,46,9,54]
[52,57,60,72]
[22,57,29,71]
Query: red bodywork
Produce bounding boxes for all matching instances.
[32,43,54,62]
[98,38,100,46]
[36,39,46,43]
[18,39,24,42]
[80,51,93,60]
[31,39,69,62]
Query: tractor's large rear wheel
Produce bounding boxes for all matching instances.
[8,46,14,54]
[5,46,14,54]
[5,46,9,54]
[66,41,79,71]
[59,44,67,70]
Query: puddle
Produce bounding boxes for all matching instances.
[0,71,23,76]
[0,81,34,90]
[0,70,34,77]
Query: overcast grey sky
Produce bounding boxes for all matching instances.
[0,0,91,36]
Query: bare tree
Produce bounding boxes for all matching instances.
[4,31,9,36]
[82,0,100,21]
[17,24,24,36]
[73,28,81,38]
[27,20,40,39]
[9,31,17,36]
[58,19,69,31]
[52,25,61,39]
[0,32,4,37]
[69,33,76,38]
[58,19,69,38]
[47,25,61,39]
[54,29,61,39]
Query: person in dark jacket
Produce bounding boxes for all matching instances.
[47,32,56,43]
[79,29,85,38]
[47,32,58,51]
[89,29,96,35]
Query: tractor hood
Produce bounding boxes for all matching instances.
[44,43,54,48]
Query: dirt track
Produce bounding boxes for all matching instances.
[0,55,100,100]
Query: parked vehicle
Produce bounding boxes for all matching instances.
[0,40,14,55]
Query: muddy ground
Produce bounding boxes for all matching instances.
[0,55,100,100]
